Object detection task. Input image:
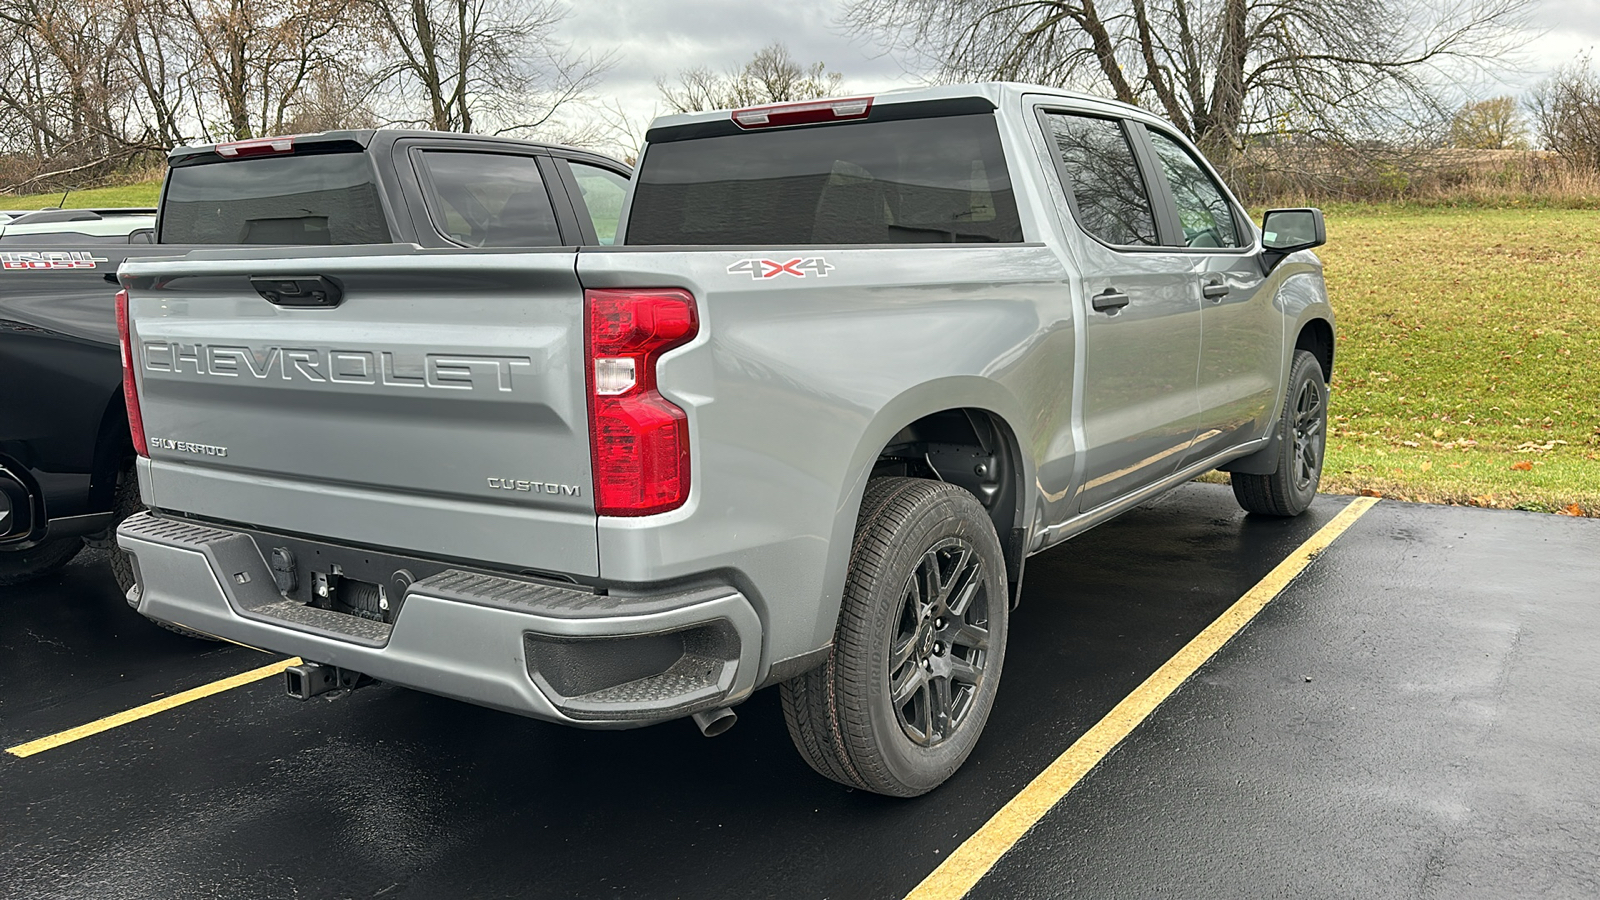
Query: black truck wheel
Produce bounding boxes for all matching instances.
[102,465,215,640]
[0,537,83,587]
[781,477,1009,797]
[105,465,142,598]
[1233,349,1328,517]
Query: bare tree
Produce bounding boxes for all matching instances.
[1531,58,1600,172]
[360,0,609,136]
[841,0,1527,154]
[167,0,366,141]
[1449,96,1526,149]
[0,0,166,189]
[658,43,844,113]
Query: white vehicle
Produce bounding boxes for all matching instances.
[0,208,157,244]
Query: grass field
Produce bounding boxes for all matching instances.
[4,177,1592,515]
[1293,206,1599,516]
[2,179,162,210]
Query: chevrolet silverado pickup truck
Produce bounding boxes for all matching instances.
[116,84,1334,795]
[0,132,629,592]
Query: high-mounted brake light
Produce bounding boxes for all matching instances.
[731,97,873,129]
[215,137,295,158]
[584,288,698,516]
[115,289,148,458]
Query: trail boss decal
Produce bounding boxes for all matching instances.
[727,257,833,279]
[1,251,108,270]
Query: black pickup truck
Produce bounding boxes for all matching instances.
[0,130,630,592]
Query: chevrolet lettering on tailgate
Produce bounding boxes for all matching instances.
[140,342,535,391]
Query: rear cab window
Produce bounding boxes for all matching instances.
[160,152,390,245]
[627,106,1023,245]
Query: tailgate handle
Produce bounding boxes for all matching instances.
[251,275,344,308]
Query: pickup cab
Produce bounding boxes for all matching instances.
[116,84,1334,795]
[0,132,629,592]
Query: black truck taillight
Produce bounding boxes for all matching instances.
[115,289,148,458]
[584,288,698,516]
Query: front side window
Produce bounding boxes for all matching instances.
[568,162,629,245]
[628,113,1022,245]
[1040,112,1159,247]
[1147,131,1241,249]
[417,151,561,248]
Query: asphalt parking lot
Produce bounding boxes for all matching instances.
[3,483,1597,899]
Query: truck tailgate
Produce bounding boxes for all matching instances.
[121,249,597,576]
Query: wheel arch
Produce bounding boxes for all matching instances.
[88,387,135,512]
[819,379,1036,642]
[1295,316,1335,382]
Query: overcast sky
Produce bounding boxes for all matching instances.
[563,0,1600,153]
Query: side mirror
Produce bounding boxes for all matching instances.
[1260,208,1326,254]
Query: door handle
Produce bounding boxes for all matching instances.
[1091,288,1130,312]
[1202,280,1229,301]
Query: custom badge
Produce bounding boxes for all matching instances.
[0,251,109,270]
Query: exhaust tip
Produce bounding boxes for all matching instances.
[691,707,737,738]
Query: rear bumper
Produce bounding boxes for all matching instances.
[116,512,763,728]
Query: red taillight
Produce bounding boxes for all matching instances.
[115,289,148,458]
[731,96,873,129]
[585,288,698,516]
[215,136,295,158]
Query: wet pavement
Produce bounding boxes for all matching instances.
[2,484,1595,899]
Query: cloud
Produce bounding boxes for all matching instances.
[561,0,915,152]
[558,0,1600,156]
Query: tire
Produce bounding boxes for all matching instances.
[1233,349,1328,517]
[781,477,1009,797]
[106,465,142,598]
[0,536,83,586]
[103,464,216,641]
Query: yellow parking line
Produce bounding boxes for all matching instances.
[6,656,303,759]
[906,496,1381,900]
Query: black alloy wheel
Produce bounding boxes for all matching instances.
[1233,349,1327,517]
[781,477,1009,797]
[889,538,993,747]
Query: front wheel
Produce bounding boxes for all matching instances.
[781,477,1009,797]
[1233,349,1328,517]
[0,537,83,587]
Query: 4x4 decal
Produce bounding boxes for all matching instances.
[1,251,108,270]
[727,257,833,279]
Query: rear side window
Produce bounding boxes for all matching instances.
[568,162,629,245]
[628,113,1022,245]
[160,153,390,244]
[1040,113,1159,247]
[417,151,561,248]
[1146,130,1241,249]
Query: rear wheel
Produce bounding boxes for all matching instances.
[1233,349,1328,517]
[781,477,1009,797]
[103,464,215,641]
[0,537,83,587]
[106,465,142,598]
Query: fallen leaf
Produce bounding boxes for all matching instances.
[1360,489,1383,497]
[1559,504,1585,517]
[1420,460,1433,472]
[1511,460,1533,471]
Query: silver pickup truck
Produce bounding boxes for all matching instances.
[117,84,1334,796]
